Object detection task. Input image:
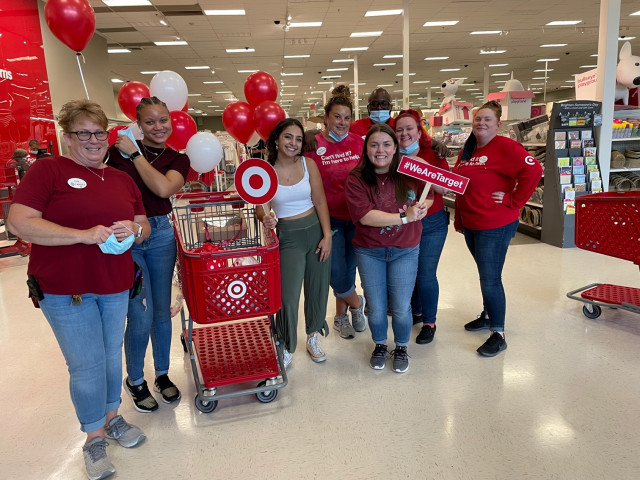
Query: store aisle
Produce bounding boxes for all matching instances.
[1,224,639,480]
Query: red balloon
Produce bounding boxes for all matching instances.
[107,125,128,147]
[181,101,189,112]
[244,71,278,108]
[117,82,150,122]
[166,111,196,150]
[253,101,286,140]
[222,102,255,144]
[44,0,96,52]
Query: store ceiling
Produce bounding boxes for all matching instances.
[90,0,640,118]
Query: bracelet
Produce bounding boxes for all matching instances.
[129,151,142,161]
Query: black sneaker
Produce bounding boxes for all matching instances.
[477,332,507,357]
[416,324,436,344]
[154,374,181,404]
[124,377,158,413]
[391,346,410,373]
[464,310,490,331]
[412,314,423,325]
[369,344,388,370]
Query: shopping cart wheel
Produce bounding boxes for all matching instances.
[180,334,187,352]
[582,304,602,319]
[195,395,218,413]
[255,380,278,403]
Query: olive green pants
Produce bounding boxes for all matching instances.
[276,211,330,353]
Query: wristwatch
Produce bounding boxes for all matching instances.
[129,150,142,161]
[400,211,408,224]
[134,223,143,238]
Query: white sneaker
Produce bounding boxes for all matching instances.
[83,438,116,480]
[306,333,326,363]
[282,348,292,369]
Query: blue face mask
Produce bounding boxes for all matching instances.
[99,233,134,255]
[399,141,420,155]
[328,130,349,142]
[369,110,390,124]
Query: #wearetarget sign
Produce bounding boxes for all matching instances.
[398,155,470,195]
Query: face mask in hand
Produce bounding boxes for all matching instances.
[99,233,134,255]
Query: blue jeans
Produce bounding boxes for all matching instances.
[411,209,448,324]
[39,291,128,433]
[125,215,176,385]
[463,219,519,331]
[330,217,357,298]
[355,245,419,347]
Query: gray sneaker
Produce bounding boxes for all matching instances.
[105,415,146,448]
[82,438,116,480]
[333,313,355,339]
[369,344,388,370]
[391,346,410,373]
[350,295,367,332]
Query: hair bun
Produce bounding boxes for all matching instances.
[331,84,351,99]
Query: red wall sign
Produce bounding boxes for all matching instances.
[398,155,470,195]
[0,0,58,160]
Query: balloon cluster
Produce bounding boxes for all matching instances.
[222,72,286,147]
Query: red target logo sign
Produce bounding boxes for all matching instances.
[234,158,278,205]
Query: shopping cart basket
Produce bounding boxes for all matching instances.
[173,191,286,413]
[566,191,640,319]
[0,163,30,258]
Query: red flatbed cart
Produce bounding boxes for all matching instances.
[172,191,286,413]
[566,191,640,319]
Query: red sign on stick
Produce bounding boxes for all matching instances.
[398,155,469,195]
[234,158,278,204]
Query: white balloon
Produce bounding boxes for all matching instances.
[127,122,143,140]
[247,131,261,147]
[149,70,188,112]
[186,132,223,173]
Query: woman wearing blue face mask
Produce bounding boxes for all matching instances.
[394,109,450,346]
[305,85,367,341]
[351,88,394,138]
[8,99,151,480]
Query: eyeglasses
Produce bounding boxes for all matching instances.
[369,101,392,109]
[69,130,109,141]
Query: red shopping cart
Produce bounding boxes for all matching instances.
[566,191,640,319]
[172,191,285,413]
[0,163,30,258]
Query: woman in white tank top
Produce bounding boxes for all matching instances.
[257,118,332,368]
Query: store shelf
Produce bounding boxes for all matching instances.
[612,137,640,142]
[526,201,543,208]
[610,167,640,173]
[523,142,546,147]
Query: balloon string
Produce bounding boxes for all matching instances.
[76,53,90,99]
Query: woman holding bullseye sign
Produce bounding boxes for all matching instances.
[257,118,332,369]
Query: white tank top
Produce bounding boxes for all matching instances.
[270,157,314,218]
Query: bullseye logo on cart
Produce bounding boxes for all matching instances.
[227,280,247,299]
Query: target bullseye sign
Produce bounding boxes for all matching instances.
[234,158,278,205]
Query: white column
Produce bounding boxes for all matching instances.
[595,0,621,192]
[402,0,410,109]
[483,64,490,101]
[354,56,360,120]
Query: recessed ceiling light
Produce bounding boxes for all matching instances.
[537,58,560,62]
[532,77,549,80]
[327,68,348,72]
[619,36,636,40]
[111,78,123,83]
[187,93,201,96]
[377,84,394,87]
[203,9,246,15]
[425,56,449,60]
[154,41,187,46]
[491,73,510,76]
[590,54,598,57]
[216,91,232,94]
[281,85,299,88]
[466,88,481,91]
[546,20,582,26]
[580,65,597,68]
[226,48,255,53]
[413,80,431,84]
[203,81,223,84]
[373,63,396,66]
[333,58,354,63]
[534,69,554,72]
[341,47,368,51]
[290,22,322,27]
[198,100,212,103]
[494,80,508,83]
[281,93,296,96]
[140,71,160,74]
[423,21,459,27]
[185,66,210,70]
[480,49,506,54]
[238,70,258,73]
[350,31,383,37]
[365,10,403,17]
[323,75,342,79]
[383,55,403,59]
[108,48,131,53]
[285,55,310,58]
[440,68,461,72]
[470,30,501,35]
[396,73,416,76]
[102,0,150,6]
[281,72,303,76]
[317,81,334,84]
[631,10,640,16]
[540,43,568,47]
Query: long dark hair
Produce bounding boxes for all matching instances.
[353,123,409,203]
[265,118,305,166]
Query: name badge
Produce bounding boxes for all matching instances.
[68,178,87,189]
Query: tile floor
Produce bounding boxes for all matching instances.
[1,225,639,480]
